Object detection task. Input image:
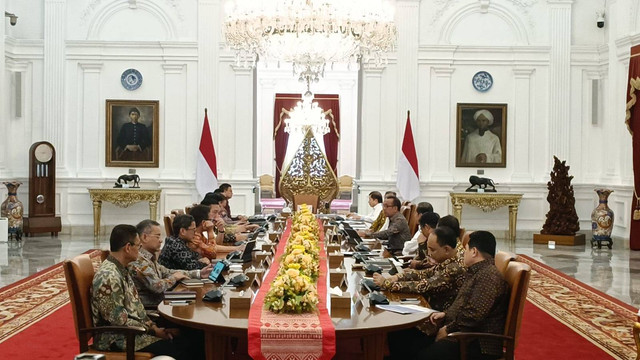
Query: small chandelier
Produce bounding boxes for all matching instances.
[223,0,397,84]
[284,89,329,136]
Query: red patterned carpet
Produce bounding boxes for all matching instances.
[0,251,637,359]
[0,250,101,351]
[516,254,638,360]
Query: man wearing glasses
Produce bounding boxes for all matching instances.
[91,224,194,359]
[159,214,213,270]
[128,219,213,307]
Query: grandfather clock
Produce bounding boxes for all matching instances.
[24,141,62,236]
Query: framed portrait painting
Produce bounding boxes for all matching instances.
[106,99,159,168]
[455,103,507,168]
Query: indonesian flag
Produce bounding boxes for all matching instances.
[196,109,218,198]
[396,111,420,202]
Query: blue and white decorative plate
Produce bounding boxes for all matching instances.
[121,68,143,91]
[472,71,493,92]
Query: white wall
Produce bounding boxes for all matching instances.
[1,0,638,241]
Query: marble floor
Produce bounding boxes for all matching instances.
[1,234,639,310]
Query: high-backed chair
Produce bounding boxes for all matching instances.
[495,251,517,276]
[63,254,153,360]
[259,174,275,198]
[163,214,175,237]
[461,230,473,249]
[407,204,419,234]
[401,205,412,222]
[293,194,320,213]
[634,322,640,360]
[449,261,532,360]
[337,175,353,199]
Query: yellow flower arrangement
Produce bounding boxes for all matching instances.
[264,204,322,313]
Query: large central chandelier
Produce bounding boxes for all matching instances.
[223,0,397,83]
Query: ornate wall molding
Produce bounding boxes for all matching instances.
[438,1,530,44]
[85,0,180,40]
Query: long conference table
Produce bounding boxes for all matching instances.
[158,221,431,360]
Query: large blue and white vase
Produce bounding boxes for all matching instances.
[591,189,614,243]
[1,181,24,239]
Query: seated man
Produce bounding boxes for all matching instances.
[347,191,383,223]
[190,204,244,257]
[158,214,210,270]
[374,226,466,312]
[402,202,434,256]
[219,183,247,221]
[201,192,255,237]
[418,231,509,360]
[128,219,213,307]
[409,212,440,269]
[91,224,193,359]
[357,196,411,257]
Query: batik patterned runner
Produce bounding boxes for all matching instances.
[248,219,335,360]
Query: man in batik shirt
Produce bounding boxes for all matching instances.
[128,219,213,307]
[91,224,186,358]
[158,214,210,270]
[374,226,466,312]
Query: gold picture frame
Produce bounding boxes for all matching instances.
[455,103,507,168]
[105,99,159,168]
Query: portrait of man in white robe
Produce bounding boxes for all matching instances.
[456,104,506,168]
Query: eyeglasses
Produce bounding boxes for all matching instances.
[145,232,162,238]
[129,241,142,250]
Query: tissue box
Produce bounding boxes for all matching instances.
[261,242,276,252]
[229,290,252,310]
[328,253,344,269]
[246,268,265,284]
[326,243,341,254]
[255,251,272,263]
[329,269,346,287]
[331,292,352,316]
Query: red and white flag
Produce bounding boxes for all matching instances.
[196,109,218,198]
[396,111,420,202]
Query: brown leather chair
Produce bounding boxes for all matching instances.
[293,194,320,213]
[407,204,419,234]
[401,205,412,222]
[163,214,175,237]
[63,254,153,360]
[495,250,517,276]
[449,261,532,360]
[634,322,640,360]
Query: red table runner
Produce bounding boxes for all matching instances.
[248,218,335,360]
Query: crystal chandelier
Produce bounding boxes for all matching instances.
[284,89,329,136]
[223,0,397,84]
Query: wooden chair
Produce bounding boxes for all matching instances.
[449,261,532,360]
[634,322,640,360]
[63,254,153,360]
[293,194,320,213]
[407,204,419,234]
[163,214,175,237]
[495,251,517,276]
[461,230,473,249]
[401,205,412,222]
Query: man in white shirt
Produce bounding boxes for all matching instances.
[461,109,502,164]
[347,191,383,224]
[402,202,434,256]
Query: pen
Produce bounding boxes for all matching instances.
[400,298,419,301]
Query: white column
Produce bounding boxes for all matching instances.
[257,78,276,176]
[162,64,187,178]
[511,68,535,182]
[198,0,218,113]
[395,0,420,127]
[360,66,385,180]
[43,0,67,172]
[78,62,103,177]
[338,79,357,176]
[0,0,6,173]
[429,67,455,181]
[230,65,254,179]
[547,0,573,161]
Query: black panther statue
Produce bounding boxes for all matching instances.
[466,175,496,192]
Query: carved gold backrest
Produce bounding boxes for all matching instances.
[259,174,275,198]
[279,129,339,212]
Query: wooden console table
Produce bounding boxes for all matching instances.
[88,188,161,237]
[450,192,523,241]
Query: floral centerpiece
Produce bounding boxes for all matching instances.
[265,204,322,313]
